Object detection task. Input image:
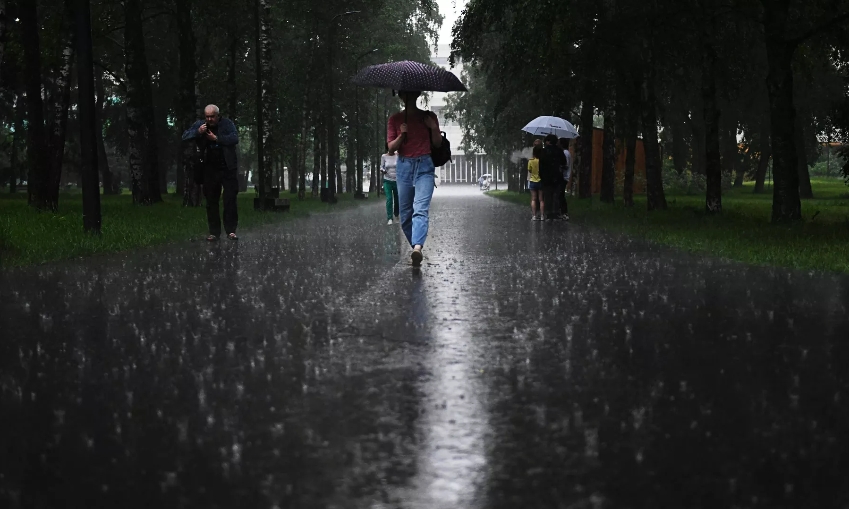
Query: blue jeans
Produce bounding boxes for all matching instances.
[396,155,435,247]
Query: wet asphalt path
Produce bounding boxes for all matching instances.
[1,187,848,508]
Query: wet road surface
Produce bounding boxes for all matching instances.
[2,187,848,508]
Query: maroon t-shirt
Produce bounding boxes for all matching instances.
[387,110,439,158]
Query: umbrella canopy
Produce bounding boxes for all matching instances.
[352,60,467,92]
[522,116,579,139]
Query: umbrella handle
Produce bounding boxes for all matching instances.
[402,108,408,145]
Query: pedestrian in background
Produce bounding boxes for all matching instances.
[540,134,567,221]
[182,104,240,241]
[381,143,399,225]
[528,145,545,220]
[558,138,572,221]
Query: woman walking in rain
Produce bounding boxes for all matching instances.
[387,90,442,267]
[381,143,399,225]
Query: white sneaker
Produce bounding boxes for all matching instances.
[531,216,537,221]
[387,219,393,225]
[564,214,570,221]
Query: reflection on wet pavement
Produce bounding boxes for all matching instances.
[1,187,848,508]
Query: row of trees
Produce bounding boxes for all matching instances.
[446,0,849,222]
[0,0,440,216]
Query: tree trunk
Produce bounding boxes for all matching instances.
[0,0,6,85]
[125,0,161,204]
[724,117,743,187]
[9,95,23,193]
[578,86,594,199]
[336,154,344,195]
[95,71,117,194]
[299,117,309,199]
[670,108,688,175]
[641,61,667,211]
[720,112,741,187]
[45,23,75,211]
[176,0,201,206]
[255,0,273,204]
[312,124,320,197]
[624,109,637,207]
[355,93,364,195]
[156,96,173,195]
[21,0,50,209]
[690,93,706,176]
[298,37,318,200]
[600,107,616,203]
[320,122,327,197]
[702,36,722,214]
[75,0,101,232]
[763,1,801,222]
[795,115,813,199]
[346,126,355,193]
[227,23,238,125]
[227,21,245,192]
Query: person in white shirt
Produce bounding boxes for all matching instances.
[381,144,399,225]
[558,138,572,220]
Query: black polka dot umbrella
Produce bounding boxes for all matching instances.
[351,60,467,92]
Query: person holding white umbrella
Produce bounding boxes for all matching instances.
[540,134,568,220]
[522,116,580,140]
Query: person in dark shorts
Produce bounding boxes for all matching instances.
[527,145,545,220]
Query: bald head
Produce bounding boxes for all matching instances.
[204,104,221,127]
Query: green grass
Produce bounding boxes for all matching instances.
[0,191,366,268]
[489,178,849,274]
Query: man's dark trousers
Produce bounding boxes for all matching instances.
[544,184,560,219]
[559,178,569,215]
[203,159,238,237]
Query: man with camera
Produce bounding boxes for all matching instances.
[182,104,240,241]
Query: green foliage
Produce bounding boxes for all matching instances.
[489,179,849,273]
[0,192,367,268]
[661,168,734,195]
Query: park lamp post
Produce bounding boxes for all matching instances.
[326,10,360,203]
[355,48,379,198]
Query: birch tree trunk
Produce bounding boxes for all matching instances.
[47,22,75,211]
[312,124,320,197]
[578,86,594,199]
[255,0,274,204]
[95,70,118,194]
[9,95,23,193]
[600,104,616,204]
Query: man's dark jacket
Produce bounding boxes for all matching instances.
[540,143,567,185]
[181,118,239,172]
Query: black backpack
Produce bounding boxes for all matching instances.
[429,128,452,167]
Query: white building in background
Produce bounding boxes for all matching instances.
[428,44,505,184]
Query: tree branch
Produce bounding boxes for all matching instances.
[96,10,173,37]
[94,61,126,89]
[791,11,849,46]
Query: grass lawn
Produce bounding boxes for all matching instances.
[0,190,367,268]
[489,178,849,274]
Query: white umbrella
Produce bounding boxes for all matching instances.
[522,116,579,139]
